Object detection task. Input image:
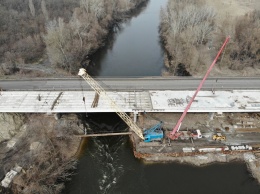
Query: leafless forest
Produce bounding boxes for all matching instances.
[0,0,148,75]
[160,0,260,76]
[1,114,82,194]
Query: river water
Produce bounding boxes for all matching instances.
[64,0,260,193]
[88,0,165,77]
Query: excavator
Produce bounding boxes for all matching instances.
[168,36,230,141]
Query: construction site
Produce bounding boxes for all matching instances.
[1,0,259,192]
[77,38,260,182]
[133,112,260,158]
[2,38,260,190]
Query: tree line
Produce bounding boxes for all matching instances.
[160,0,260,76]
[0,0,148,76]
[1,114,81,194]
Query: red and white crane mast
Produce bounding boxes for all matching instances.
[168,36,230,140]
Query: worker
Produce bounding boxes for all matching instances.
[37,94,41,101]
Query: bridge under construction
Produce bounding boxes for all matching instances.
[0,90,259,113]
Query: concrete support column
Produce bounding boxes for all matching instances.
[138,112,144,128]
[133,111,139,123]
[209,112,215,120]
[54,113,61,120]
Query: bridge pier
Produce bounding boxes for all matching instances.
[54,113,61,120]
[130,111,139,123]
[134,111,139,123]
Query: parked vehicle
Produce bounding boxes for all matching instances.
[212,133,226,141]
[143,122,164,142]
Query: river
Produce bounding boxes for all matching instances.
[64,0,260,193]
[87,0,165,77]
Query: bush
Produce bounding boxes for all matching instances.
[215,10,260,71]
[160,0,216,75]
[4,114,80,194]
[43,0,148,74]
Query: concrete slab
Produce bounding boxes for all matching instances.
[149,90,260,112]
[0,90,259,113]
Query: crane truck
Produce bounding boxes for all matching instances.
[143,121,164,142]
[78,68,144,140]
[78,37,230,143]
[78,68,166,142]
[168,36,230,141]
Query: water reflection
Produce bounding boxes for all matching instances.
[65,113,260,194]
[87,0,168,76]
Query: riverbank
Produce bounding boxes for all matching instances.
[0,0,149,78]
[160,0,260,77]
[130,112,260,184]
[134,145,260,184]
[0,114,83,193]
[136,150,260,184]
[132,136,260,184]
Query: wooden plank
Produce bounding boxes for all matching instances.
[76,132,132,137]
[236,128,260,133]
[139,142,162,147]
[91,92,99,108]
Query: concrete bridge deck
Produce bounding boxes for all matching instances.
[0,90,259,113]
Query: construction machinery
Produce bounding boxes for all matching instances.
[143,121,164,142]
[78,68,144,140]
[212,133,226,141]
[168,36,230,140]
[177,129,202,140]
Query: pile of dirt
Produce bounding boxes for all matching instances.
[0,113,26,143]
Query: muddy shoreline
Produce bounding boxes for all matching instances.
[128,111,260,184]
[131,140,260,184]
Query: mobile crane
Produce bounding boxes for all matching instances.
[143,121,164,142]
[78,68,144,140]
[168,36,230,140]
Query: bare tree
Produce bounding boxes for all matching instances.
[80,0,105,19]
[28,0,35,17]
[160,0,216,75]
[8,114,79,194]
[41,0,49,21]
[214,10,260,71]
[43,18,71,71]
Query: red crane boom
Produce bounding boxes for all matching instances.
[168,36,230,140]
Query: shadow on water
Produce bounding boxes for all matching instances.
[64,0,260,192]
[86,0,150,76]
[86,0,167,77]
[64,113,260,194]
[176,63,192,76]
[64,113,129,194]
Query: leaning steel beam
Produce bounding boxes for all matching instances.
[76,132,132,137]
[78,68,144,140]
[169,36,230,140]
